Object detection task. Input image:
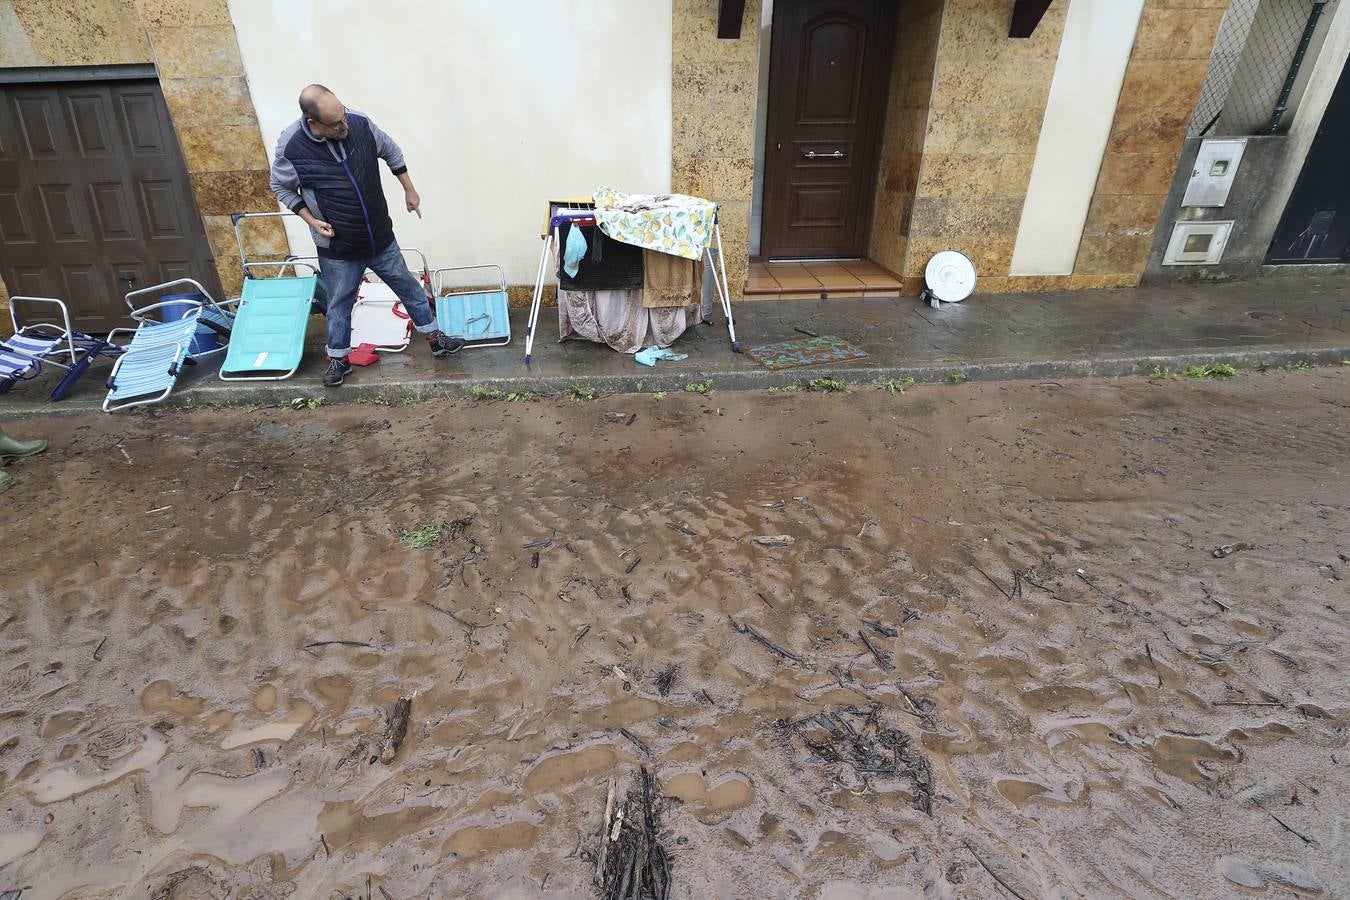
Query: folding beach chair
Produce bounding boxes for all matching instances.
[350,247,435,352]
[433,264,510,348]
[103,278,233,412]
[0,296,123,401]
[218,260,319,381]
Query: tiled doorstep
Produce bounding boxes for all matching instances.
[746,260,903,298]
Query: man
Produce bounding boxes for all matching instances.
[269,84,464,386]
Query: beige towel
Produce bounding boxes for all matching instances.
[643,249,702,308]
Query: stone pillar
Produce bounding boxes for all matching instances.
[134,0,288,300]
[671,0,763,300]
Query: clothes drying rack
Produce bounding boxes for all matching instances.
[523,199,742,365]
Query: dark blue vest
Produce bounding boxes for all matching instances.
[283,113,394,260]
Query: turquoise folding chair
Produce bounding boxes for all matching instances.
[219,260,319,381]
[432,264,510,348]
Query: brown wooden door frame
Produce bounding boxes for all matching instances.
[0,76,220,332]
[760,0,895,260]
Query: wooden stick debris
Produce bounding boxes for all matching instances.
[420,601,485,632]
[857,629,894,672]
[1253,800,1314,845]
[617,727,652,757]
[728,617,815,669]
[1145,642,1163,687]
[595,778,615,885]
[862,619,897,638]
[973,564,1013,601]
[963,841,1032,900]
[304,640,372,651]
[380,697,412,764]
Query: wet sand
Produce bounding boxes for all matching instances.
[1,371,1346,899]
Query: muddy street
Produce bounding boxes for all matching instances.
[1,371,1346,899]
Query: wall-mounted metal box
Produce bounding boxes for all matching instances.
[1163,221,1234,265]
[1182,139,1247,208]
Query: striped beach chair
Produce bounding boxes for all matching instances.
[0,296,123,401]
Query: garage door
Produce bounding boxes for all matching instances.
[0,79,222,332]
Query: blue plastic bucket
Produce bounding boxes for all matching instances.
[158,292,220,354]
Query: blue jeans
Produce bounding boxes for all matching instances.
[318,240,436,358]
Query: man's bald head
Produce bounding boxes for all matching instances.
[300,84,348,139]
[299,84,338,120]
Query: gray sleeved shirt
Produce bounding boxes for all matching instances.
[268,110,408,245]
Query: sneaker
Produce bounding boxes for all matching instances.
[322,357,352,387]
[428,330,466,358]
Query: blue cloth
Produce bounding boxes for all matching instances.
[635,346,688,367]
[563,223,588,278]
[318,241,436,357]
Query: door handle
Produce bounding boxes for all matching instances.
[804,150,845,159]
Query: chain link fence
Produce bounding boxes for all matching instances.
[1187,0,1337,138]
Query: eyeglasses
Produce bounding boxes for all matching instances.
[315,108,348,130]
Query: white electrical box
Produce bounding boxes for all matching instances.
[1163,221,1234,265]
[1182,139,1247,208]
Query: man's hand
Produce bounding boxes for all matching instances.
[298,208,335,239]
[405,189,422,219]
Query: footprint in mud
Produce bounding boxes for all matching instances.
[1019,684,1100,712]
[141,680,208,720]
[995,778,1077,807]
[663,771,754,820]
[1149,734,1240,783]
[1217,855,1325,893]
[442,820,541,860]
[28,729,167,804]
[218,701,316,750]
[86,722,147,765]
[522,745,617,796]
[253,684,277,713]
[37,709,84,740]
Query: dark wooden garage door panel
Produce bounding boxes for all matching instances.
[0,79,221,331]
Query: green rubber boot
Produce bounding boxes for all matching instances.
[0,428,47,459]
[0,467,10,486]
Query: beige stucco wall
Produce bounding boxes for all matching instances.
[670,0,762,300]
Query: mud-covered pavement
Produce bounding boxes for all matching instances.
[1,371,1347,899]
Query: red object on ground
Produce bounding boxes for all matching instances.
[348,343,381,366]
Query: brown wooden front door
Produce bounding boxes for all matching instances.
[0,79,221,332]
[761,0,895,260]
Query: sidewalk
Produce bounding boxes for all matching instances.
[4,275,1348,417]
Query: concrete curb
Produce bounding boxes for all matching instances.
[3,344,1346,420]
